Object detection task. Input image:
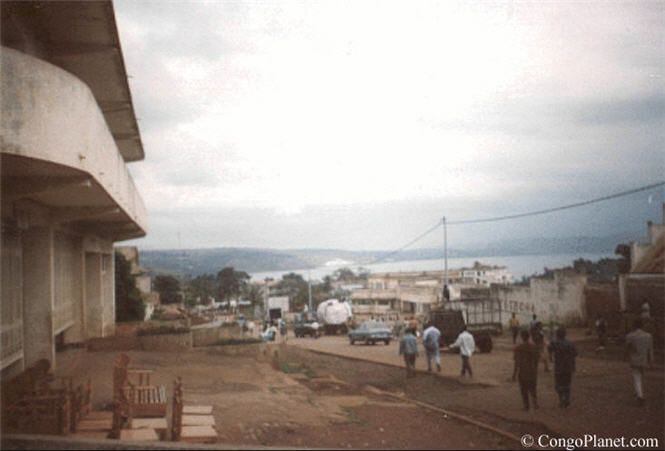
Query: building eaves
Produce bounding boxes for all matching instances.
[1,1,144,162]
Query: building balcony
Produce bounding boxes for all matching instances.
[1,46,146,240]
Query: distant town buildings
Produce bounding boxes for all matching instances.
[350,264,514,321]
[1,2,147,378]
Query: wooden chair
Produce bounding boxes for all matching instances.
[111,354,167,438]
[171,377,217,444]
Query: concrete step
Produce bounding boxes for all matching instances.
[182,415,215,426]
[130,417,168,431]
[180,425,217,444]
[183,405,213,415]
[76,419,112,432]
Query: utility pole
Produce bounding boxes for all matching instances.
[442,216,449,303]
[308,270,313,313]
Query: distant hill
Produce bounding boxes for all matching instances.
[137,233,637,278]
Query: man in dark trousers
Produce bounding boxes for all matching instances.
[532,321,549,372]
[399,327,419,378]
[548,326,578,408]
[513,329,540,411]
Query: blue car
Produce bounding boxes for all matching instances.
[349,321,392,345]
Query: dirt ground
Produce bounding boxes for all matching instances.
[52,344,512,449]
[47,329,664,450]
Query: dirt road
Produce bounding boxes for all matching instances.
[287,331,665,446]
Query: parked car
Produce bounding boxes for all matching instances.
[349,321,392,345]
[294,320,320,338]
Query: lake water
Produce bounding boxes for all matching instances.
[249,252,615,283]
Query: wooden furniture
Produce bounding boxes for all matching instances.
[171,377,217,444]
[111,354,167,438]
[1,359,93,436]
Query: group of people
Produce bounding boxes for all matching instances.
[513,321,576,410]
[398,320,476,379]
[399,312,655,411]
[256,319,288,342]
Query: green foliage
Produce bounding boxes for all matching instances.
[333,267,356,281]
[184,273,217,306]
[217,267,250,302]
[274,273,308,309]
[279,361,316,379]
[115,252,145,322]
[241,283,264,308]
[137,325,190,336]
[154,274,182,304]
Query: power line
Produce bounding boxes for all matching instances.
[369,220,443,265]
[367,180,665,265]
[448,180,665,225]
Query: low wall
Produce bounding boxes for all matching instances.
[192,325,242,347]
[138,333,192,352]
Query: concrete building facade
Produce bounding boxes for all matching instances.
[351,265,514,321]
[1,2,147,378]
[490,270,588,326]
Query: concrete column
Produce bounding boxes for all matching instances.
[22,226,55,369]
[101,252,115,337]
[63,237,85,344]
[85,252,103,338]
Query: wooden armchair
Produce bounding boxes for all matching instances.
[171,377,217,443]
[111,354,167,438]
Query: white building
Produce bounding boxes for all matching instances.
[461,262,514,286]
[1,2,147,378]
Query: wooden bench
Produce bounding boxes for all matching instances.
[111,354,167,438]
[171,377,217,443]
[1,359,93,436]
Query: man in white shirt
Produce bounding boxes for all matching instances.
[450,326,475,377]
[625,318,654,406]
[422,323,442,372]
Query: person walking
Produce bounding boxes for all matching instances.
[547,326,577,408]
[513,329,540,411]
[450,326,475,377]
[279,320,288,342]
[625,318,654,406]
[529,314,538,333]
[509,313,521,344]
[422,322,442,372]
[399,327,419,378]
[595,314,608,351]
[532,322,549,372]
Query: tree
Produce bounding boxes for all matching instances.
[275,273,308,309]
[184,273,217,306]
[217,267,250,301]
[333,267,356,282]
[242,283,264,307]
[115,252,145,322]
[154,274,182,304]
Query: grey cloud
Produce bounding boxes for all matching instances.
[574,95,665,126]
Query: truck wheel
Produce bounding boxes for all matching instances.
[384,339,390,345]
[350,338,355,345]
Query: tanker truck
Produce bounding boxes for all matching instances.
[316,298,353,335]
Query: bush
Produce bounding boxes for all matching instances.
[137,325,191,336]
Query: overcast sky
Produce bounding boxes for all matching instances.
[115,0,665,251]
